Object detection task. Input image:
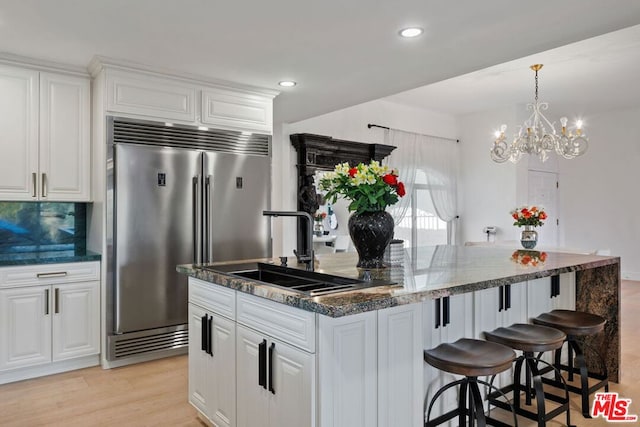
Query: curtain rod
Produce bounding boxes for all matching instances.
[367,123,459,143]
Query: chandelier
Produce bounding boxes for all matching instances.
[490,64,588,163]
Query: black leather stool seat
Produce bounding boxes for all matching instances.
[424,338,516,377]
[532,309,606,336]
[484,323,566,353]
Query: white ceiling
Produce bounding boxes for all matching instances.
[2,1,640,123]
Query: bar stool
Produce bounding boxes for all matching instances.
[424,338,518,427]
[484,323,573,427]
[532,309,608,417]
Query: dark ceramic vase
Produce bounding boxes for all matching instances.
[348,211,394,268]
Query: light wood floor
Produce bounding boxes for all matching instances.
[1,281,639,426]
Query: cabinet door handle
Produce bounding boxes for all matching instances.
[37,271,67,279]
[268,342,276,395]
[201,314,208,352]
[505,284,511,310]
[434,298,441,329]
[443,296,450,326]
[32,172,37,198]
[207,316,213,356]
[498,285,504,312]
[41,173,47,198]
[54,288,60,313]
[44,289,49,315]
[258,339,267,389]
[551,275,560,298]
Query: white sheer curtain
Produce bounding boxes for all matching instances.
[384,128,459,243]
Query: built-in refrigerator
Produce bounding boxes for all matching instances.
[106,117,271,363]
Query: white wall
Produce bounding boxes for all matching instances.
[272,99,457,256]
[457,107,521,244]
[559,106,640,279]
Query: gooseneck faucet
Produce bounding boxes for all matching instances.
[263,210,314,271]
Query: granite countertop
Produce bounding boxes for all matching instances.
[177,245,620,318]
[0,249,102,266]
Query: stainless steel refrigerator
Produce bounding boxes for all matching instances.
[106,117,271,363]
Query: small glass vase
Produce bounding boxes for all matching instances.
[520,225,538,249]
[314,221,324,237]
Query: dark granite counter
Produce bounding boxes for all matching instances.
[0,249,101,266]
[178,246,618,318]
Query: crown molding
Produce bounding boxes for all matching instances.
[88,55,280,99]
[0,52,88,76]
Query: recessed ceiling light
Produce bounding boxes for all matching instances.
[399,27,423,38]
[278,81,297,87]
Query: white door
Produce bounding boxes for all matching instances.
[0,286,51,370]
[528,170,558,247]
[0,64,39,200]
[236,325,269,427]
[269,337,315,427]
[52,281,100,361]
[39,72,91,201]
[188,304,212,418]
[209,312,236,427]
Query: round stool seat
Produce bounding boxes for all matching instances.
[532,309,606,336]
[424,338,516,377]
[484,323,566,353]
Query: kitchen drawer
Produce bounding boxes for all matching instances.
[0,262,100,288]
[188,277,235,320]
[236,292,316,353]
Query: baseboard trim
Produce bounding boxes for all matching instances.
[0,354,99,385]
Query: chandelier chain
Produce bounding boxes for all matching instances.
[534,69,539,102]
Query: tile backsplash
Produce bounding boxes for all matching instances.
[0,202,86,253]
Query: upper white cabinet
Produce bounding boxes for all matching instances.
[106,69,197,122]
[0,63,91,201]
[202,88,272,134]
[100,65,276,134]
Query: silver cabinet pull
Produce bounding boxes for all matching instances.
[41,173,47,198]
[54,288,60,314]
[37,271,68,279]
[44,289,49,315]
[32,172,37,198]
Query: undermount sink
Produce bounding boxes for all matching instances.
[205,262,395,296]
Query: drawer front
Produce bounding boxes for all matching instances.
[0,262,100,288]
[188,277,235,320]
[236,292,315,353]
[107,69,197,122]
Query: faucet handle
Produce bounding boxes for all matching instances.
[279,256,288,266]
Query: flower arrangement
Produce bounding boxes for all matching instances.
[319,160,406,215]
[511,205,547,227]
[511,250,547,266]
[313,211,327,223]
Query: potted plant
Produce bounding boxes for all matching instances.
[511,206,547,249]
[319,160,405,268]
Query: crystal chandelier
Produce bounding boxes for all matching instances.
[490,64,588,163]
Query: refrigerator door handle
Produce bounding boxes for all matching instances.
[204,175,212,263]
[192,176,201,264]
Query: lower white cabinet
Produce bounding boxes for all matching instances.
[188,303,236,427]
[0,264,100,382]
[236,324,314,427]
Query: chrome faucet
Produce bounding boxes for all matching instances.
[263,210,314,271]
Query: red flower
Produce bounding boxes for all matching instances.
[512,213,519,220]
[396,182,406,197]
[540,252,548,262]
[348,167,358,177]
[521,255,531,265]
[539,212,547,220]
[523,210,532,219]
[382,174,397,186]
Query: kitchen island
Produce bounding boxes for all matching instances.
[178,245,620,427]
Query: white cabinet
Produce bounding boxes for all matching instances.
[102,67,276,134]
[0,64,38,200]
[0,285,51,370]
[0,63,90,201]
[527,273,576,321]
[422,294,473,426]
[0,262,100,383]
[201,88,273,133]
[236,324,314,427]
[188,278,315,427]
[188,303,236,427]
